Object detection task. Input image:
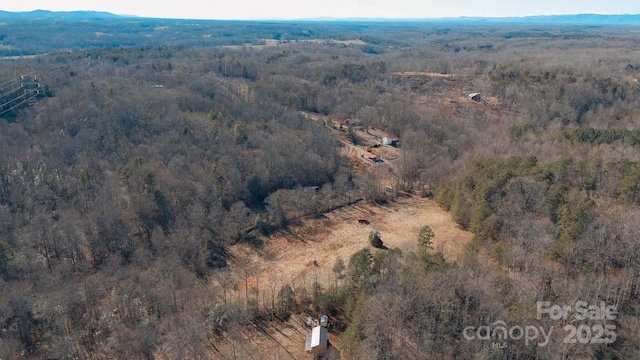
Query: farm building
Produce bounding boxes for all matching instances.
[362,151,381,162]
[468,92,481,101]
[367,128,399,146]
[305,326,328,357]
[381,135,399,146]
[320,315,329,328]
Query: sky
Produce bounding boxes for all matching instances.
[2,1,640,20]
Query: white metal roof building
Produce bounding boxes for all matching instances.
[305,326,328,357]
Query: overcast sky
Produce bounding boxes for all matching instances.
[2,1,640,20]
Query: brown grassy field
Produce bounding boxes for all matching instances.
[213,195,473,358]
[228,195,472,297]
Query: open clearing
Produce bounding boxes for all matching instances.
[217,195,473,358]
[228,195,472,299]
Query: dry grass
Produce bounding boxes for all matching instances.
[369,145,399,161]
[227,195,472,304]
[218,195,473,359]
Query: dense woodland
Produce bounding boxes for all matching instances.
[1,14,640,359]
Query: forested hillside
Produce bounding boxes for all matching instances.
[1,17,640,359]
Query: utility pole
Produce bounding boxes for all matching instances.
[0,74,41,117]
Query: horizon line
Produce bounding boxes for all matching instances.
[1,9,640,22]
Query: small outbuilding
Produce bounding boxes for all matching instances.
[305,326,328,357]
[382,135,399,146]
[468,92,481,101]
[363,151,380,162]
[320,315,329,328]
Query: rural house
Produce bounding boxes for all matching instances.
[363,151,382,162]
[382,134,399,146]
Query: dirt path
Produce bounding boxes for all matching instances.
[215,108,476,360]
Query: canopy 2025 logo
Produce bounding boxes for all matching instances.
[463,301,618,348]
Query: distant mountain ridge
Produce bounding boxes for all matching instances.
[0,10,126,20]
[447,14,640,25]
[302,14,640,25]
[0,10,638,25]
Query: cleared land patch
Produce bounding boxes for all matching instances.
[226,195,472,305]
[216,195,473,358]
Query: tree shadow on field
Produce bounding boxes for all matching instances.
[236,235,264,250]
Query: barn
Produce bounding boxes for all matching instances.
[468,92,481,101]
